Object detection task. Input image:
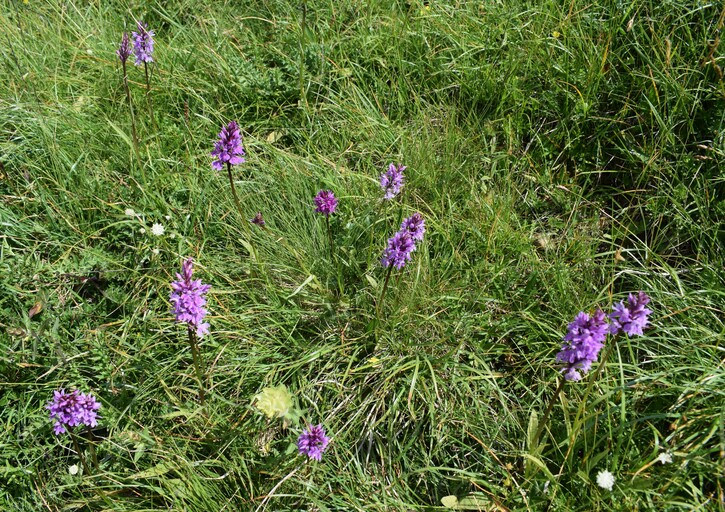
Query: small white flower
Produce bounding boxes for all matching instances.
[151,223,165,236]
[152,248,160,256]
[656,452,673,464]
[68,464,79,475]
[125,208,136,217]
[169,233,176,239]
[596,470,615,491]
[165,215,171,220]
[139,228,146,234]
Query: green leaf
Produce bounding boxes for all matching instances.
[106,118,134,151]
[457,494,492,510]
[442,494,493,510]
[365,274,378,288]
[441,495,459,508]
[527,409,539,450]
[129,462,173,480]
[286,274,317,300]
[160,410,193,420]
[521,453,555,480]
[239,239,256,262]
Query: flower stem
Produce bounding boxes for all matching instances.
[298,1,307,106]
[567,340,615,453]
[367,213,377,267]
[71,429,116,508]
[143,61,157,133]
[531,377,566,449]
[226,162,253,247]
[85,426,100,471]
[325,215,334,262]
[376,265,394,318]
[188,327,206,406]
[121,60,139,158]
[554,335,619,483]
[70,431,92,476]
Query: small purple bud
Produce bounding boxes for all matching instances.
[117,32,131,64]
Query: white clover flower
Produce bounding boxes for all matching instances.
[151,223,165,236]
[152,248,160,256]
[596,470,615,491]
[139,228,146,234]
[657,452,673,464]
[165,215,171,220]
[125,208,136,217]
[68,464,79,475]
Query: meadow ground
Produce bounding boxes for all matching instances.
[1,0,724,510]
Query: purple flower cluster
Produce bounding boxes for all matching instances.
[297,424,330,461]
[132,21,155,66]
[211,121,245,171]
[401,212,425,241]
[170,258,211,338]
[381,213,425,269]
[380,163,405,200]
[314,190,338,217]
[556,309,609,381]
[381,230,416,269]
[557,292,652,381]
[609,292,652,336]
[47,389,101,435]
[117,32,131,64]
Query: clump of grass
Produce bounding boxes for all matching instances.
[1,1,724,511]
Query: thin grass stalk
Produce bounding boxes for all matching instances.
[120,59,139,158]
[367,197,393,268]
[275,229,311,275]
[544,338,619,511]
[70,431,116,508]
[531,377,566,449]
[188,327,206,406]
[226,162,253,245]
[298,1,307,106]
[376,265,394,318]
[391,271,405,311]
[367,213,377,267]
[325,215,334,262]
[559,339,617,469]
[143,62,157,132]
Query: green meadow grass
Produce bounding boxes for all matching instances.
[1,0,723,510]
